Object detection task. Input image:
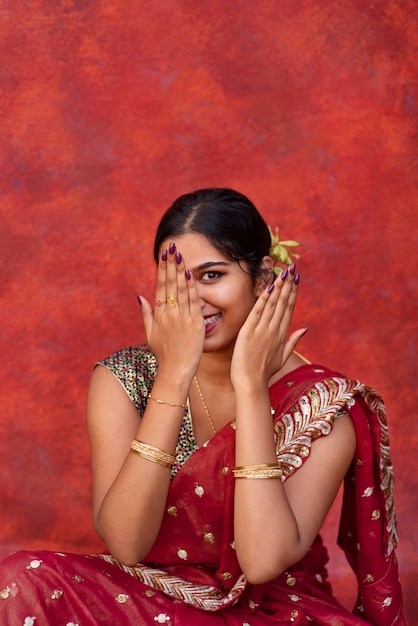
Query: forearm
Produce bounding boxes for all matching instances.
[96,455,173,565]
[95,372,190,565]
[233,385,302,583]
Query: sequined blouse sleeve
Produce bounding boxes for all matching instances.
[96,344,158,415]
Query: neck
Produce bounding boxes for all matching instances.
[196,350,233,388]
[191,350,236,444]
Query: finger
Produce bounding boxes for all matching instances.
[253,269,291,328]
[238,279,277,335]
[275,272,299,335]
[165,241,179,306]
[263,268,298,329]
[282,326,308,363]
[138,295,154,342]
[174,250,190,311]
[174,249,204,325]
[154,247,168,308]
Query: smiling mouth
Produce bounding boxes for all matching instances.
[204,313,221,328]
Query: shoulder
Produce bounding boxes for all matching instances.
[98,344,157,376]
[270,357,367,424]
[95,344,157,412]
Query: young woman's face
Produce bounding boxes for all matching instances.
[159,232,263,355]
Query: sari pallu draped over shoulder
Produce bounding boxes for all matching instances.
[268,364,404,625]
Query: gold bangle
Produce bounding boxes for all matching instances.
[234,463,279,471]
[233,463,283,479]
[148,394,187,409]
[233,469,283,479]
[130,440,175,469]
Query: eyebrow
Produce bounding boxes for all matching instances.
[191,261,230,272]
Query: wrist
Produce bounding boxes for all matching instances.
[151,371,193,404]
[235,388,272,420]
[233,377,269,397]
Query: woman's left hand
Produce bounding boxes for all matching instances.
[230,269,307,387]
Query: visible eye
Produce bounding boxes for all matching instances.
[201,271,224,282]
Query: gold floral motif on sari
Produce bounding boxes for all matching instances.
[274,377,361,477]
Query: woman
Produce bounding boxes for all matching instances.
[0,188,405,625]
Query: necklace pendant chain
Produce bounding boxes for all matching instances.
[194,376,217,435]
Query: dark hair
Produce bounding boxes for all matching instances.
[153,188,272,281]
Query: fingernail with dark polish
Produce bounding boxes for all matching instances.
[267,283,275,294]
[185,269,192,280]
[294,273,300,285]
[176,252,182,264]
[137,295,142,307]
[300,327,309,337]
[289,263,296,276]
[169,242,176,255]
[280,269,288,280]
[161,249,168,262]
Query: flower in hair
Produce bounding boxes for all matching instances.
[268,226,300,276]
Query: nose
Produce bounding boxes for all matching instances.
[194,283,206,310]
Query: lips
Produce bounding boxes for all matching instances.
[204,313,221,326]
[204,313,221,333]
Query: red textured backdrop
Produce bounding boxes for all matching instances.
[1,1,417,622]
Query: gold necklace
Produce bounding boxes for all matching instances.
[194,376,217,434]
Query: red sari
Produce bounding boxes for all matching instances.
[0,347,405,625]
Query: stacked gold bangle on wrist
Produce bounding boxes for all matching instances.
[130,439,176,469]
[233,463,283,479]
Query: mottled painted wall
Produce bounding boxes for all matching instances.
[1,1,417,621]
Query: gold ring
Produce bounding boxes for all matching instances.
[167,294,178,307]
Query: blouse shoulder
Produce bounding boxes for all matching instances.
[96,344,157,413]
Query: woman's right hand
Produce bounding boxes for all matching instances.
[89,242,205,565]
[139,241,205,379]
